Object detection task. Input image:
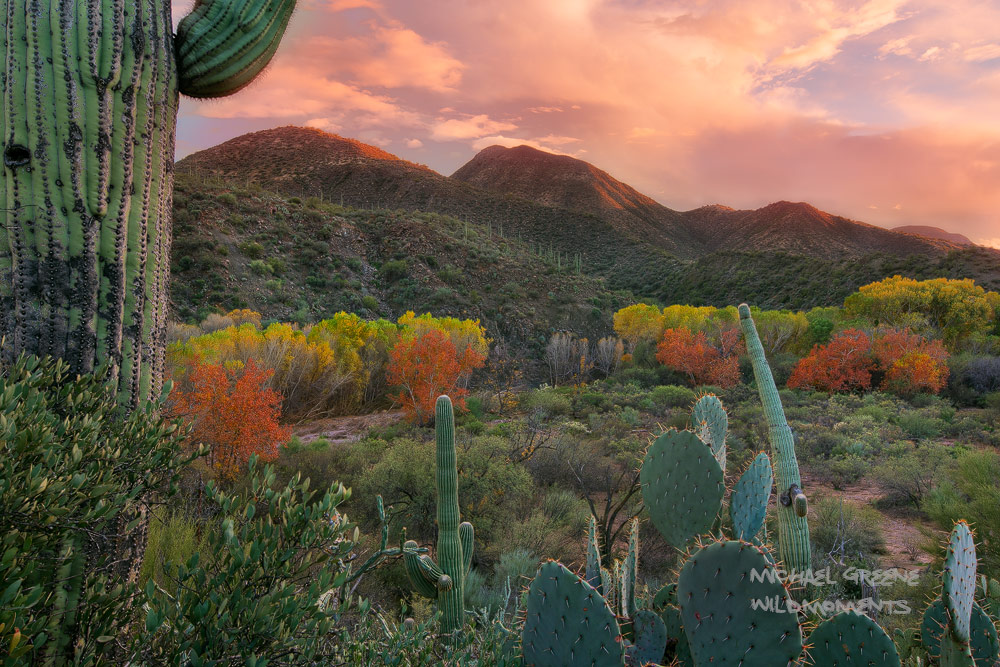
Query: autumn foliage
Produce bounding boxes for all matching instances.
[655,327,743,388]
[169,359,291,481]
[788,328,949,396]
[387,329,486,423]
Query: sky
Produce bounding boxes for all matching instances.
[173,0,1000,247]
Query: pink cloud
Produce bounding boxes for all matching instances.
[431,115,518,141]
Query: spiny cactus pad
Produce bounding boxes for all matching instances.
[730,452,773,542]
[804,610,900,666]
[678,540,803,666]
[586,515,603,593]
[921,599,998,667]
[626,610,667,667]
[641,429,725,548]
[944,521,978,643]
[521,561,625,667]
[622,519,639,618]
[691,394,728,472]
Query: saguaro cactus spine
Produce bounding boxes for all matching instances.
[404,395,474,637]
[739,303,811,575]
[1,0,295,408]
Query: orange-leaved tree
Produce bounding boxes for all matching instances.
[787,329,874,393]
[873,328,950,396]
[655,326,742,388]
[387,328,486,423]
[169,359,291,481]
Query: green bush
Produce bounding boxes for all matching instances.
[0,356,188,663]
[923,449,1000,578]
[380,259,408,282]
[649,384,696,409]
[521,388,572,416]
[872,442,953,506]
[249,258,272,275]
[810,497,885,563]
[140,509,210,595]
[897,412,944,440]
[138,460,376,663]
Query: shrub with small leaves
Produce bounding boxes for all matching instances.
[0,355,189,663]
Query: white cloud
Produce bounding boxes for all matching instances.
[405,138,424,148]
[431,114,518,140]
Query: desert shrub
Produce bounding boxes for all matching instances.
[355,436,535,556]
[810,497,885,564]
[649,384,696,409]
[249,258,272,275]
[138,461,369,663]
[521,387,572,416]
[872,442,953,506]
[822,454,869,489]
[0,356,188,663]
[896,412,944,440]
[964,356,1000,393]
[140,509,210,595]
[380,259,408,282]
[923,449,1000,577]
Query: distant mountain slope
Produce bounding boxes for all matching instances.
[680,201,961,258]
[169,171,628,348]
[176,127,998,308]
[892,225,974,246]
[451,144,699,253]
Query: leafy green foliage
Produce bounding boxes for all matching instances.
[138,460,363,663]
[0,356,188,663]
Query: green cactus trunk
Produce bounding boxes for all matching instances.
[1,0,295,409]
[739,304,811,575]
[434,394,466,636]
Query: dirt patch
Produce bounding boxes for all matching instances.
[292,410,406,445]
[802,471,942,570]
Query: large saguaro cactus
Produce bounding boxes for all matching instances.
[403,395,474,637]
[739,303,811,575]
[1,0,296,408]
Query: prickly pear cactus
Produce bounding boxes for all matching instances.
[677,540,803,666]
[0,0,295,408]
[640,429,724,548]
[586,515,604,592]
[625,610,667,667]
[805,610,900,666]
[521,561,625,667]
[730,452,773,543]
[739,303,811,576]
[921,599,998,667]
[944,521,978,644]
[622,518,639,618]
[403,396,474,637]
[691,394,727,473]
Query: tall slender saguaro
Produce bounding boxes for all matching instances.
[739,303,811,575]
[1,0,296,408]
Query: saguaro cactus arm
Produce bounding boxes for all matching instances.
[739,303,811,575]
[175,0,297,98]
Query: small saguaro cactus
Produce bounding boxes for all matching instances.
[1,0,296,409]
[403,395,474,637]
[739,303,812,575]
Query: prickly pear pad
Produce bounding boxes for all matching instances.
[522,561,625,667]
[921,599,998,667]
[730,452,773,542]
[944,521,978,643]
[626,610,667,667]
[640,430,725,548]
[804,610,899,666]
[678,540,803,666]
[691,394,728,472]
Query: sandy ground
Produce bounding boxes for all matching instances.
[801,471,942,570]
[292,410,406,445]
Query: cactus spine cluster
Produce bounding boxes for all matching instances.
[1,0,295,408]
[739,303,811,575]
[404,395,474,637]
